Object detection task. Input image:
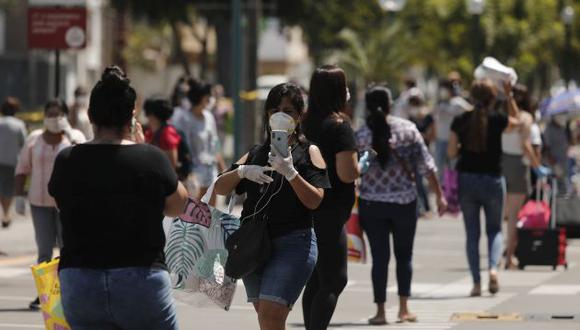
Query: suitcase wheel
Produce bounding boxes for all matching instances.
[553,265,557,271]
[518,264,525,270]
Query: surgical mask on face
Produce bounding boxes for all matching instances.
[346,88,351,102]
[438,89,451,101]
[207,96,216,110]
[408,106,421,118]
[180,98,191,111]
[44,117,68,134]
[75,96,88,106]
[269,112,296,135]
[554,114,567,127]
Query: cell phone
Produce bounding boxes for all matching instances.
[271,130,289,157]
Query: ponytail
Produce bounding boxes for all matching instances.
[365,85,393,169]
[464,79,497,153]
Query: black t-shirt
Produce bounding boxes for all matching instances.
[451,111,508,176]
[315,118,357,206]
[234,142,330,238]
[48,144,178,270]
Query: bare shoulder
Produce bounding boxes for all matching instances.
[308,145,327,169]
[235,152,249,165]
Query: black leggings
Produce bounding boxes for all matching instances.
[302,203,352,330]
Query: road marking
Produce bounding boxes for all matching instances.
[0,255,35,267]
[0,324,43,329]
[0,295,33,301]
[0,267,30,278]
[529,285,580,295]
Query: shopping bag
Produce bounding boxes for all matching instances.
[346,198,366,263]
[517,200,550,229]
[442,168,460,215]
[164,183,240,311]
[30,258,71,330]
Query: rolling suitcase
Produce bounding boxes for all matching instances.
[555,195,580,239]
[515,178,568,270]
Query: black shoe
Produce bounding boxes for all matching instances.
[29,297,40,310]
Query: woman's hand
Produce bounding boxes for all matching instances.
[268,147,298,181]
[237,165,274,184]
[436,194,448,217]
[133,121,145,144]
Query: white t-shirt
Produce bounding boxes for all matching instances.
[435,97,472,141]
[171,109,219,166]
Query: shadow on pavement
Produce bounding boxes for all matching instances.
[289,322,370,328]
[0,307,36,312]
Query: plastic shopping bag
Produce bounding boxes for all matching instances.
[442,168,460,215]
[165,189,240,310]
[30,259,71,330]
[346,198,367,263]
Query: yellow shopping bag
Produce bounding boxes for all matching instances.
[30,258,71,330]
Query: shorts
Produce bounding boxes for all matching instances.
[502,154,530,194]
[242,228,318,308]
[193,164,218,188]
[0,165,16,198]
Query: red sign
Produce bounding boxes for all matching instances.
[28,7,87,49]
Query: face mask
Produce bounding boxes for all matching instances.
[180,98,191,111]
[408,106,420,117]
[439,89,451,101]
[207,96,216,110]
[346,88,351,102]
[269,112,296,135]
[44,117,68,134]
[554,114,567,127]
[75,96,88,106]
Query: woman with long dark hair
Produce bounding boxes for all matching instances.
[214,83,330,330]
[448,79,519,296]
[48,66,188,328]
[356,85,446,324]
[301,65,360,330]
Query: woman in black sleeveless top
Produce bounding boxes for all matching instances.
[214,83,330,329]
[301,65,361,330]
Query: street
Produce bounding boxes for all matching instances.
[1,210,579,330]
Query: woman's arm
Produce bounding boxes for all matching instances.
[287,146,326,210]
[336,150,360,183]
[14,174,27,196]
[164,149,178,170]
[426,171,447,216]
[214,153,248,196]
[503,81,520,126]
[447,132,459,159]
[164,181,189,217]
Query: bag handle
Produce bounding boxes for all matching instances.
[201,177,241,214]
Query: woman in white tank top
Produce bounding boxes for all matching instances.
[502,84,547,269]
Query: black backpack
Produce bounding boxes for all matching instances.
[152,124,192,181]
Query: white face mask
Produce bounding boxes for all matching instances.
[346,88,351,102]
[180,98,191,111]
[44,117,69,134]
[554,114,567,127]
[269,112,296,135]
[439,89,451,101]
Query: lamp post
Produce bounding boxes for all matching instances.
[467,0,485,68]
[561,5,574,89]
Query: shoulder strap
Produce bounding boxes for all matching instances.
[390,146,415,181]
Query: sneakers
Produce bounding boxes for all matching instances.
[29,297,40,310]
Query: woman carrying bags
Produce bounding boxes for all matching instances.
[356,85,447,325]
[214,83,330,330]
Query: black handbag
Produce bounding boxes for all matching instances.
[224,216,271,279]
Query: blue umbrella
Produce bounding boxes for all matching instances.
[540,88,580,118]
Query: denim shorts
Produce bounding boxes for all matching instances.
[60,267,177,330]
[243,228,318,308]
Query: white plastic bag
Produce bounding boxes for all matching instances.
[15,196,26,216]
[474,57,518,93]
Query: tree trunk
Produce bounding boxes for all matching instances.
[113,4,129,71]
[170,21,191,77]
[215,17,232,96]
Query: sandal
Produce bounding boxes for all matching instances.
[397,313,418,323]
[1,219,11,228]
[368,315,387,325]
[489,273,500,294]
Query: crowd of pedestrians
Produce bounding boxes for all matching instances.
[0,60,578,329]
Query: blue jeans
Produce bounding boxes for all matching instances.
[435,140,449,180]
[458,173,505,284]
[359,199,418,303]
[60,267,178,330]
[243,229,317,308]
